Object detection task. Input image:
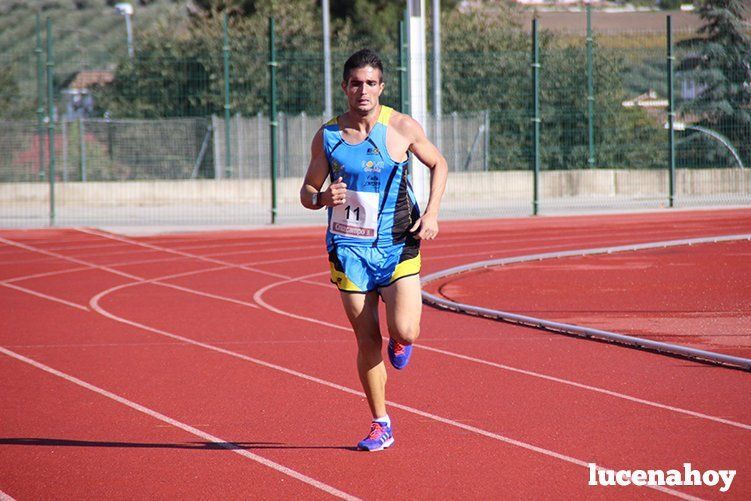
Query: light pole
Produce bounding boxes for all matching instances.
[665,122,745,168]
[114,2,134,61]
[322,0,332,118]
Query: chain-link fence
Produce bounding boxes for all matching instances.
[1,7,748,227]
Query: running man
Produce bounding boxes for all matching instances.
[300,49,448,451]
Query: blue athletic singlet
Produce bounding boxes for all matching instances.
[322,105,422,293]
[323,105,420,250]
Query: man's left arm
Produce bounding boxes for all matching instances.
[405,117,448,240]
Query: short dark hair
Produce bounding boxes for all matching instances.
[342,48,383,83]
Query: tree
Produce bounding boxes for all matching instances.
[678,0,751,165]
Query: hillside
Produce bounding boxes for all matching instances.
[0,0,185,114]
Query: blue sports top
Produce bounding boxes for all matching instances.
[322,105,421,250]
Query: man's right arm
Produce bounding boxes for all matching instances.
[300,128,347,210]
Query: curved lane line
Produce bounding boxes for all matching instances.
[3,231,748,430]
[0,346,358,501]
[89,280,701,500]
[421,234,751,371]
[253,272,751,431]
[69,230,751,431]
[0,236,260,310]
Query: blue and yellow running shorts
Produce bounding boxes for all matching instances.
[328,243,421,293]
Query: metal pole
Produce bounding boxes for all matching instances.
[532,19,541,216]
[268,17,279,224]
[223,13,232,178]
[586,3,595,168]
[667,15,675,208]
[256,111,263,178]
[398,18,409,114]
[452,111,458,171]
[79,117,86,182]
[124,13,134,61]
[36,13,45,181]
[432,0,442,151]
[46,17,56,226]
[407,0,429,205]
[62,119,68,182]
[322,0,332,118]
[484,109,490,171]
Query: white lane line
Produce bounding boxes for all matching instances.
[4,266,91,283]
[0,489,16,501]
[72,226,700,265]
[87,285,701,501]
[0,236,142,281]
[76,228,289,280]
[71,231,751,431]
[4,339,353,349]
[0,237,259,310]
[0,224,730,282]
[253,272,751,431]
[0,282,89,311]
[0,345,359,501]
[6,232,748,431]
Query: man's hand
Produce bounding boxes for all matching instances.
[409,211,439,240]
[322,177,347,207]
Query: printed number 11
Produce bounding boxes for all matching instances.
[345,205,360,221]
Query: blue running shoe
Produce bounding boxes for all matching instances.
[388,338,412,370]
[357,421,394,451]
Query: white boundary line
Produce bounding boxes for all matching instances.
[0,225,725,266]
[0,282,89,311]
[85,286,701,500]
[2,231,749,430]
[0,236,260,310]
[0,489,16,501]
[0,345,359,500]
[0,230,735,498]
[421,235,751,371]
[252,272,751,431]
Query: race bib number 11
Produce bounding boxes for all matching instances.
[330,190,379,239]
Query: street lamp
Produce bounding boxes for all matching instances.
[664,121,745,168]
[114,2,134,61]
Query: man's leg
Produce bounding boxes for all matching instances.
[339,290,387,419]
[380,274,422,345]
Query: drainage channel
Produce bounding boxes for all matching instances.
[421,234,751,372]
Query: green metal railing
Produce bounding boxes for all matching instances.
[0,11,748,227]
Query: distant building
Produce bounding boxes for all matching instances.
[62,70,114,120]
[622,89,668,109]
[622,89,669,123]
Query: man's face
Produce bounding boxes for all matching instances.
[342,65,384,114]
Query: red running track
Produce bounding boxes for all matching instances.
[429,239,751,359]
[1,208,750,499]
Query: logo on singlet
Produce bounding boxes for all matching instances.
[367,147,380,155]
[362,160,383,173]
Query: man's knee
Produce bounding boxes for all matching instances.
[389,322,420,345]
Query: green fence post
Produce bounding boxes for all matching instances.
[400,10,410,114]
[667,15,675,208]
[46,17,56,226]
[532,18,541,216]
[398,20,406,113]
[586,4,595,168]
[223,13,232,178]
[79,117,86,182]
[36,13,45,181]
[268,17,278,225]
